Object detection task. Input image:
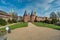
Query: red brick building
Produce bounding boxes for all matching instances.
[23,10,48,22]
[23,10,36,22]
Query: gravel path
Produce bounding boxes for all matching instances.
[6,22,60,40]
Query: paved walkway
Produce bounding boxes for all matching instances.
[6,23,60,40]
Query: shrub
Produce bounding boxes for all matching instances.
[51,19,58,24]
[44,20,51,24]
[0,19,7,26]
[12,19,17,23]
[8,19,13,24]
[17,20,23,22]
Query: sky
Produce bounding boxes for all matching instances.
[0,0,60,17]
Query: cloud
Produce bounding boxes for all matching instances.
[0,6,10,13]
[35,0,53,11]
[46,0,54,3]
[17,0,32,2]
[35,0,60,17]
[34,0,59,17]
[0,0,60,17]
[17,0,23,3]
[16,5,34,16]
[1,0,10,5]
[54,0,60,5]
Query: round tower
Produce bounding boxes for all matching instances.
[23,10,28,22]
[30,9,36,22]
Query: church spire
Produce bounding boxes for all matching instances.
[9,8,14,13]
[34,8,36,14]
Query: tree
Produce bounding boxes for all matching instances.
[57,12,60,18]
[50,12,58,19]
[50,12,58,24]
[14,13,18,21]
[43,17,51,24]
[51,19,58,24]
[12,19,17,23]
[57,12,60,21]
[8,19,13,24]
[0,19,7,26]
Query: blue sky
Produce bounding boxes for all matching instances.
[0,0,60,17]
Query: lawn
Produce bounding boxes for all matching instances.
[0,22,28,36]
[0,25,1,27]
[33,22,60,30]
[9,22,28,30]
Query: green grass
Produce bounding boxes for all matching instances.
[33,22,60,30]
[0,22,28,36]
[0,25,1,27]
[0,28,6,36]
[9,22,28,30]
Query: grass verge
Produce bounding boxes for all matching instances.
[33,22,60,30]
[9,22,28,30]
[0,22,28,36]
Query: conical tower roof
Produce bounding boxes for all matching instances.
[24,10,27,16]
[31,9,36,16]
[31,10,34,16]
